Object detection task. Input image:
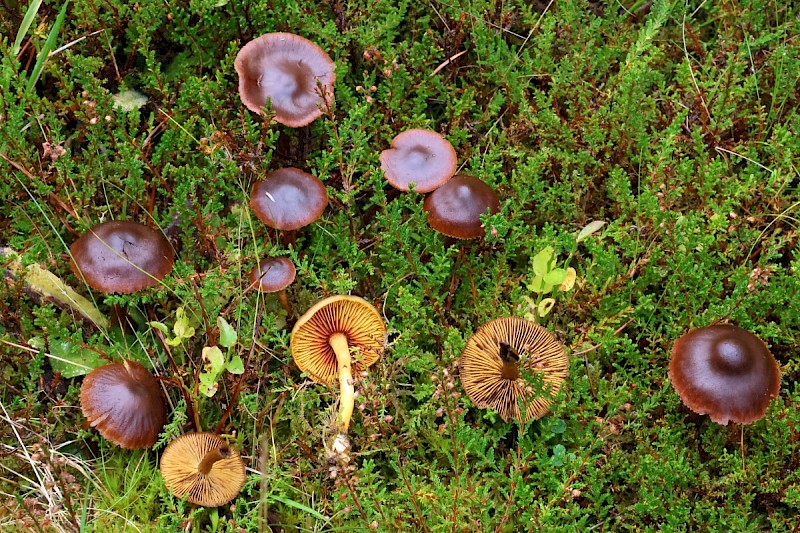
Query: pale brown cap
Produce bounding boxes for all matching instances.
[80,360,167,449]
[291,295,385,384]
[70,220,174,293]
[379,129,457,193]
[235,32,336,127]
[459,317,569,423]
[160,432,246,507]
[250,168,328,230]
[669,325,780,425]
[423,174,500,239]
[250,257,296,293]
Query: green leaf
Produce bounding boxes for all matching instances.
[576,220,606,243]
[217,316,237,348]
[202,346,225,374]
[13,0,44,57]
[528,275,551,294]
[199,372,219,397]
[173,307,195,340]
[148,321,170,335]
[26,0,70,93]
[226,356,244,375]
[544,268,567,286]
[537,298,555,317]
[532,247,554,276]
[559,267,577,291]
[48,338,105,378]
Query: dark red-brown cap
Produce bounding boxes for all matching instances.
[379,129,457,193]
[249,257,296,293]
[669,325,781,425]
[250,168,328,231]
[80,360,167,449]
[422,174,500,239]
[234,32,336,127]
[70,220,174,294]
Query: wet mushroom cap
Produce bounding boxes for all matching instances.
[250,168,328,230]
[459,317,569,423]
[291,295,386,384]
[70,220,174,294]
[234,32,336,127]
[379,129,457,193]
[160,432,246,507]
[249,257,296,293]
[669,325,780,425]
[423,174,501,239]
[80,360,167,449]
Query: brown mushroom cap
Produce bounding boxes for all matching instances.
[422,174,500,239]
[379,129,457,193]
[160,432,246,507]
[290,295,385,384]
[234,32,336,127]
[70,220,174,294]
[669,325,780,425]
[250,168,328,231]
[80,360,167,449]
[249,257,296,293]
[459,317,569,423]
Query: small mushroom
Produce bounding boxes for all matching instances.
[250,168,328,231]
[70,220,174,294]
[379,129,457,193]
[159,432,246,507]
[249,256,296,316]
[80,360,167,449]
[235,32,336,127]
[459,317,569,423]
[291,296,386,439]
[423,174,500,239]
[669,324,780,425]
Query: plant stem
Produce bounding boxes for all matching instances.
[329,332,354,433]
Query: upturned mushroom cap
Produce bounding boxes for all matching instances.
[160,432,246,507]
[669,325,780,425]
[80,360,166,449]
[70,220,174,294]
[249,257,296,293]
[379,129,457,193]
[291,295,386,384]
[459,317,569,423]
[250,168,328,231]
[234,32,336,127]
[422,174,500,239]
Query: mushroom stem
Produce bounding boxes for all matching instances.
[277,290,292,317]
[329,332,354,433]
[498,342,521,380]
[197,445,231,475]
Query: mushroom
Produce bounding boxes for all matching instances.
[69,220,175,294]
[234,32,336,127]
[291,296,386,442]
[250,168,328,233]
[379,129,457,193]
[669,324,780,425]
[249,256,296,316]
[422,174,500,239]
[459,317,569,423]
[80,360,167,449]
[160,432,246,507]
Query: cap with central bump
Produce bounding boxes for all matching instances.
[423,174,500,239]
[380,129,457,193]
[250,168,328,231]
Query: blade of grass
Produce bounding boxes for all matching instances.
[12,0,44,57]
[25,0,70,93]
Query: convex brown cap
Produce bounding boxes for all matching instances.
[291,295,385,384]
[250,257,296,293]
[423,174,500,239]
[460,317,569,423]
[669,325,780,425]
[160,432,246,507]
[380,129,457,193]
[235,32,336,127]
[250,168,328,231]
[80,360,167,449]
[70,220,174,294]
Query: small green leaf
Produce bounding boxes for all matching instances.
[544,268,567,286]
[528,275,551,294]
[559,267,577,291]
[532,247,555,276]
[173,307,195,340]
[48,339,105,378]
[217,317,237,348]
[199,372,219,397]
[226,356,244,375]
[202,346,225,373]
[148,321,170,335]
[164,336,183,347]
[576,220,606,243]
[537,298,555,317]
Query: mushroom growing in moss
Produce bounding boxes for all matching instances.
[423,174,500,239]
[249,256,296,316]
[380,129,457,193]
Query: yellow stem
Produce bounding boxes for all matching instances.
[329,332,354,433]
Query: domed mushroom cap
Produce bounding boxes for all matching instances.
[459,317,569,423]
[249,257,296,293]
[80,360,167,449]
[423,174,500,239]
[70,220,174,294]
[669,325,780,425]
[379,129,457,193]
[160,433,246,507]
[250,168,328,231]
[291,295,386,384]
[235,32,336,127]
